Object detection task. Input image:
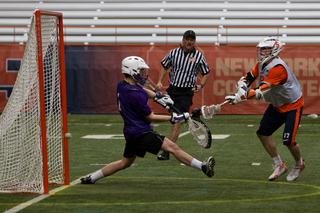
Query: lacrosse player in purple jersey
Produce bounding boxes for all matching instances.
[80,56,215,184]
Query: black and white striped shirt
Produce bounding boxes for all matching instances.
[161,47,210,88]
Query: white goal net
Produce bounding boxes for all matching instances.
[0,11,69,194]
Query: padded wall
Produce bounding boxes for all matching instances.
[0,44,319,114]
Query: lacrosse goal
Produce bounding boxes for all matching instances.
[0,10,69,194]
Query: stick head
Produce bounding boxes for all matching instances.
[201,104,221,121]
[201,105,214,121]
[214,105,221,113]
[187,118,212,149]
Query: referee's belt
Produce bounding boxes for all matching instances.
[170,85,193,92]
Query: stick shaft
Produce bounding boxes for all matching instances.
[146,81,210,148]
[146,81,184,115]
[219,100,231,106]
[147,82,157,93]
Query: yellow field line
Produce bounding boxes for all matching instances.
[3,178,82,213]
[3,176,320,210]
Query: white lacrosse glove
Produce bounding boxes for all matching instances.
[153,92,174,110]
[225,94,242,105]
[171,112,190,124]
[237,85,247,99]
[225,86,247,105]
[237,78,248,91]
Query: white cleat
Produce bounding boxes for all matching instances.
[268,161,288,181]
[286,159,305,181]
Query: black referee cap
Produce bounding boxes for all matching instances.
[183,30,196,39]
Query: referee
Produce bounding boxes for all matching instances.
[155,30,210,160]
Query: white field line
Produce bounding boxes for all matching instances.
[4,178,82,213]
[6,130,228,212]
[4,131,191,213]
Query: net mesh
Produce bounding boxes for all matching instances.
[201,105,221,121]
[187,119,211,148]
[0,13,65,194]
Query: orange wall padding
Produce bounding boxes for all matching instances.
[0,44,319,115]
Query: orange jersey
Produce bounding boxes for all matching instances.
[251,63,287,85]
[251,61,303,113]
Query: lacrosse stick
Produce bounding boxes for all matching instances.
[201,100,231,121]
[145,81,212,149]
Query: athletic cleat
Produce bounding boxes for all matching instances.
[268,161,288,181]
[202,156,215,178]
[191,108,201,122]
[80,175,94,184]
[157,151,169,160]
[286,159,305,181]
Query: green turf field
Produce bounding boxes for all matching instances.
[1,114,320,213]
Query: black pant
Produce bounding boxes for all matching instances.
[166,85,194,113]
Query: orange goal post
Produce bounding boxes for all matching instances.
[0,10,69,194]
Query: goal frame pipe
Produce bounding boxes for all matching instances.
[58,12,70,186]
[35,10,69,194]
[35,10,49,194]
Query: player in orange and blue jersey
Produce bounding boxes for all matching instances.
[225,37,305,181]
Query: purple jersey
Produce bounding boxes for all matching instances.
[117,80,153,139]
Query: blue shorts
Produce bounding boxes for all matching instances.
[256,104,303,146]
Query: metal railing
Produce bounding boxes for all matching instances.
[1,25,320,45]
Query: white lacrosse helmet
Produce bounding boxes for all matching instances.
[121,56,149,85]
[257,37,283,65]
